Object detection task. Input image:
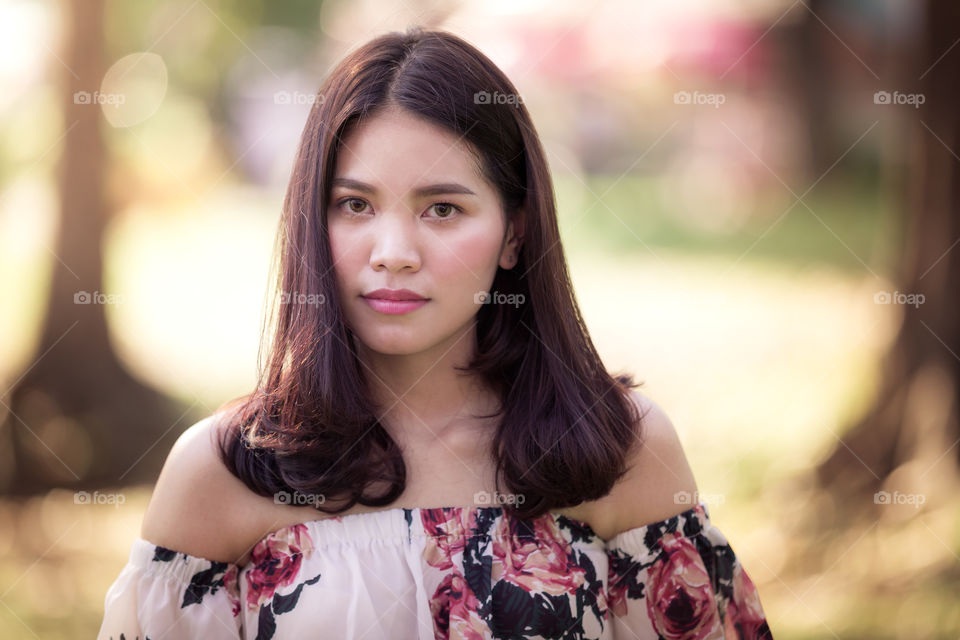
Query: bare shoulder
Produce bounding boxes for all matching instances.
[589,390,700,540]
[140,411,276,565]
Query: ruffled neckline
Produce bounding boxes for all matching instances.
[243,502,711,569]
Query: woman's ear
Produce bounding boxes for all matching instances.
[498,208,525,270]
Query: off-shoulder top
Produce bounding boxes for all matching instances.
[97,501,773,639]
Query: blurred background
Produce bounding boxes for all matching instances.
[1,0,959,637]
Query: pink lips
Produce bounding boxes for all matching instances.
[361,288,429,315]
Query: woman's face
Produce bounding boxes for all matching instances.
[327,106,522,358]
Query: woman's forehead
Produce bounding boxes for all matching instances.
[333,110,492,196]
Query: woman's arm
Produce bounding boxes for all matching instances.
[141,413,265,566]
[596,390,701,540]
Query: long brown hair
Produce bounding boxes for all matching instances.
[216,26,645,519]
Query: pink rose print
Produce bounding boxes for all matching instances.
[423,508,489,638]
[722,561,769,639]
[607,572,629,618]
[245,523,313,611]
[645,531,722,640]
[430,570,488,640]
[423,509,469,571]
[222,564,242,618]
[490,514,587,598]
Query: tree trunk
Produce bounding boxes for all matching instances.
[814,0,960,516]
[781,0,835,181]
[0,0,196,495]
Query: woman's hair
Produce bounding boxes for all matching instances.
[216,26,646,519]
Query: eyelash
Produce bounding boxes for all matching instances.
[335,197,464,221]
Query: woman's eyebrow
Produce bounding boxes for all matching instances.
[331,177,477,197]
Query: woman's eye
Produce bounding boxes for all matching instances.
[337,198,461,220]
[428,203,462,219]
[345,198,368,214]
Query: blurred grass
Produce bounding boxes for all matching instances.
[559,174,898,276]
[2,177,958,638]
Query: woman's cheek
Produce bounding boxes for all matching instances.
[327,223,354,262]
[330,226,369,271]
[327,227,360,304]
[440,227,502,278]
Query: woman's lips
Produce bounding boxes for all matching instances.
[361,297,429,315]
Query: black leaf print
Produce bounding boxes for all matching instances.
[463,508,497,610]
[151,546,178,562]
[694,536,737,602]
[529,592,582,638]
[490,581,580,639]
[462,549,493,608]
[273,573,322,614]
[556,516,596,544]
[608,548,655,601]
[682,508,704,537]
[252,572,323,639]
[571,549,606,636]
[181,561,229,608]
[256,603,277,640]
[643,510,685,550]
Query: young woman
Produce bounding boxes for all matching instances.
[99,27,772,640]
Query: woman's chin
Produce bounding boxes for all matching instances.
[355,332,433,357]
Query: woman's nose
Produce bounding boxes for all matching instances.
[368,211,422,272]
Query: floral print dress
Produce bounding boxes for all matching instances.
[97,501,773,639]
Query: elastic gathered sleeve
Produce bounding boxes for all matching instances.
[97,537,243,640]
[604,502,773,639]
